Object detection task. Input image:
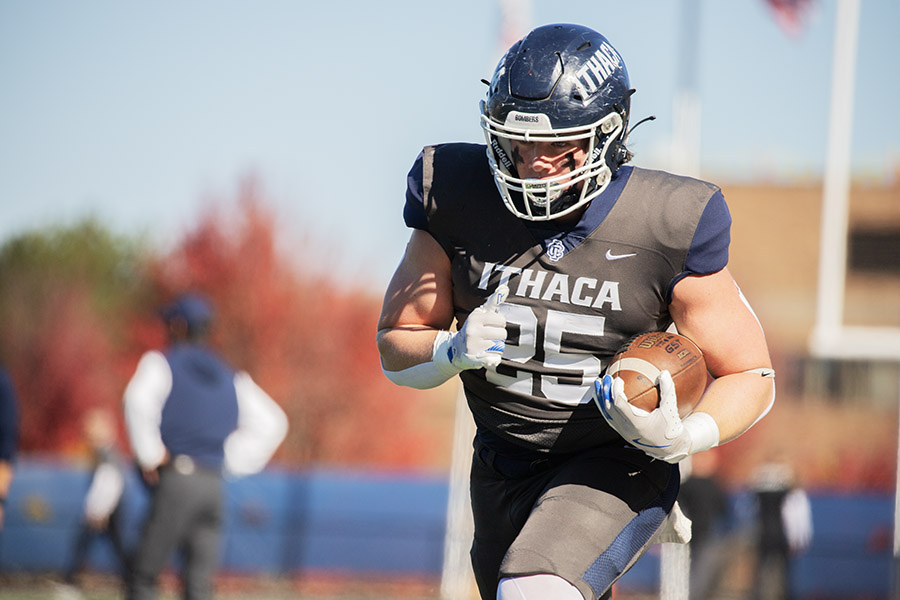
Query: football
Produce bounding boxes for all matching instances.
[605,331,708,417]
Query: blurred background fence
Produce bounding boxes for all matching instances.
[0,458,893,599]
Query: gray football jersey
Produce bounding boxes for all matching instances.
[414,143,727,454]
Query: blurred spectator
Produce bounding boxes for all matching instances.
[750,458,813,600]
[0,366,19,540]
[59,408,130,596]
[123,293,288,600]
[678,450,731,600]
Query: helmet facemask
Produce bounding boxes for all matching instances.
[481,107,625,221]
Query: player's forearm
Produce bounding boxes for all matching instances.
[694,372,775,444]
[378,326,469,390]
[376,326,441,372]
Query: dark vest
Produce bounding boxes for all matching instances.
[161,344,239,469]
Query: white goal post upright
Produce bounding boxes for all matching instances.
[810,0,900,363]
[810,0,862,360]
[809,0,900,359]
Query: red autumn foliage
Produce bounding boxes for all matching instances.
[12,287,119,453]
[0,222,150,456]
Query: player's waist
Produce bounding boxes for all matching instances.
[466,391,618,451]
[474,436,571,479]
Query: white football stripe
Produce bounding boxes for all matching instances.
[608,357,661,382]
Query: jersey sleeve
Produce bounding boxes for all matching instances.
[84,461,125,521]
[685,190,731,275]
[122,350,172,471]
[223,372,288,477]
[402,149,429,231]
[665,190,731,303]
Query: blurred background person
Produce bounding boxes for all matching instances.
[0,365,19,557]
[750,457,813,600]
[58,408,130,598]
[123,293,288,600]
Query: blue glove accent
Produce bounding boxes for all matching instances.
[630,438,673,449]
[594,375,614,421]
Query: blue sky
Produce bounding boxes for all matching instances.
[1,0,897,289]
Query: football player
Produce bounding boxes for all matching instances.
[377,23,775,600]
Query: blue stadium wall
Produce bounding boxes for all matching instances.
[0,458,893,598]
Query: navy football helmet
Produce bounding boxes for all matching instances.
[481,23,633,221]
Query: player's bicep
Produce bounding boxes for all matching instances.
[669,268,771,378]
[379,229,454,329]
[377,229,455,370]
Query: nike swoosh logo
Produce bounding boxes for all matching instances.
[631,438,672,449]
[606,249,638,261]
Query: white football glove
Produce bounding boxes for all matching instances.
[594,370,719,463]
[433,286,508,377]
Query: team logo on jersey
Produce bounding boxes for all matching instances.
[545,239,566,262]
